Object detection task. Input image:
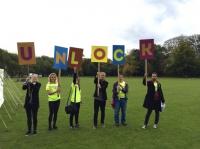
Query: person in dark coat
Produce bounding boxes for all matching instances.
[142,72,165,129]
[93,72,108,129]
[22,74,41,136]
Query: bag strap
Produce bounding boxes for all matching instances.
[74,85,77,103]
[66,87,72,106]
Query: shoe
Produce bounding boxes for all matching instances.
[142,125,147,129]
[115,123,120,127]
[101,124,105,128]
[32,131,37,135]
[48,127,52,131]
[53,126,58,130]
[122,123,127,126]
[75,124,79,128]
[25,131,31,136]
[153,124,157,129]
[93,126,97,129]
[69,126,74,129]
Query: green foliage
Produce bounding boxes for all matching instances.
[164,40,200,77]
[1,39,200,77]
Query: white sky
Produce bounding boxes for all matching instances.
[0,0,200,58]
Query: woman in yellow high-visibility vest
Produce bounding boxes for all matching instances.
[69,69,81,128]
[46,73,61,131]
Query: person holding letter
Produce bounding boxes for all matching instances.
[46,73,61,131]
[69,68,81,129]
[112,74,128,126]
[23,74,41,136]
[142,72,165,129]
[93,72,108,129]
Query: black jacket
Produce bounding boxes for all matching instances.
[143,78,165,111]
[112,81,128,99]
[93,77,108,100]
[23,82,41,109]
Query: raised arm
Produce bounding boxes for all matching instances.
[143,73,148,86]
[143,76,146,86]
[73,72,77,84]
[22,82,28,90]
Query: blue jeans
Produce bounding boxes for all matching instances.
[114,98,127,124]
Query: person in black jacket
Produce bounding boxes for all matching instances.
[142,72,165,129]
[93,72,108,129]
[22,74,41,136]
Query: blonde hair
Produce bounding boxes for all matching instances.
[48,73,58,83]
[31,74,38,82]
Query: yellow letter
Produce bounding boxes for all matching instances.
[71,51,78,64]
[114,49,123,61]
[56,52,66,64]
[142,43,153,56]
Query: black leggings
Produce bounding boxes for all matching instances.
[48,100,60,128]
[93,100,106,126]
[69,102,80,126]
[144,109,160,125]
[25,106,38,132]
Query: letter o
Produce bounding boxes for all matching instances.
[94,48,105,60]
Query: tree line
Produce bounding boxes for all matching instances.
[1,40,200,77]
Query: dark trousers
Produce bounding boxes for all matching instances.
[144,109,160,125]
[25,105,38,132]
[48,100,60,128]
[93,100,106,126]
[69,102,80,126]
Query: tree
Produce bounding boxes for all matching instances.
[122,50,137,76]
[164,40,199,77]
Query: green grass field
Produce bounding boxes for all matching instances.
[0,77,200,149]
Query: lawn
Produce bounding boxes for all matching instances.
[0,77,200,149]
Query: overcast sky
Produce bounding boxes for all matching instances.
[0,0,199,58]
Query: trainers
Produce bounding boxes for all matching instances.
[93,126,97,129]
[70,126,74,129]
[25,131,31,136]
[32,131,37,135]
[75,124,79,128]
[153,124,157,129]
[101,124,105,128]
[142,125,147,129]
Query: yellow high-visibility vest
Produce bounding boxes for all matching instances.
[46,82,61,101]
[70,83,81,103]
[154,82,158,91]
[118,81,126,99]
